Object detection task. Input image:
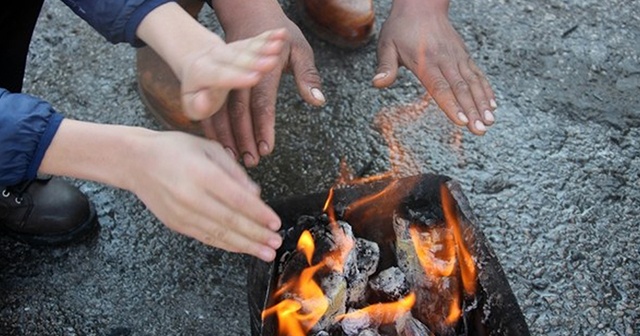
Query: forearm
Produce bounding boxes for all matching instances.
[135,2,219,80]
[39,119,154,192]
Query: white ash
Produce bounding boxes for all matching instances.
[312,331,330,336]
[313,271,348,332]
[346,238,380,305]
[396,316,434,336]
[340,308,374,336]
[358,328,382,336]
[369,267,410,301]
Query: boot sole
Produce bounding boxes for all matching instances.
[1,202,99,247]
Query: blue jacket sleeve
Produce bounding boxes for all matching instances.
[0,89,64,187]
[61,0,174,46]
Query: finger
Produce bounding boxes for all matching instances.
[206,105,239,160]
[227,89,260,167]
[200,160,281,231]
[182,66,261,120]
[179,204,281,262]
[250,70,282,157]
[201,140,262,196]
[468,60,497,110]
[439,63,486,135]
[417,64,469,128]
[201,117,218,141]
[373,39,400,88]
[458,60,494,126]
[289,40,325,106]
[232,28,289,56]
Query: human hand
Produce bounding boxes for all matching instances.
[203,0,325,167]
[128,131,283,262]
[180,28,289,121]
[373,3,496,135]
[136,2,288,122]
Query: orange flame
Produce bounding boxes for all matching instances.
[406,184,478,326]
[264,263,328,336]
[298,230,315,266]
[441,185,477,295]
[445,290,462,325]
[322,188,335,221]
[263,230,330,335]
[345,180,400,216]
[336,292,416,325]
[321,186,355,274]
[408,226,457,277]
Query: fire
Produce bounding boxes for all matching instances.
[408,226,457,277]
[263,230,329,336]
[321,186,355,274]
[263,263,328,336]
[445,291,462,325]
[298,230,315,265]
[404,185,478,326]
[336,292,416,325]
[441,185,477,295]
[265,182,479,334]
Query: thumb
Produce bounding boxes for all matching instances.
[373,40,399,88]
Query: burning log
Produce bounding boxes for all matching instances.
[393,214,461,334]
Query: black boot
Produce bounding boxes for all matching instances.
[0,177,98,246]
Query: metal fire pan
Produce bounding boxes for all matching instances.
[247,174,530,336]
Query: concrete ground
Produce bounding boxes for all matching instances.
[1,0,639,335]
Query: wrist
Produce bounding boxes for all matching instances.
[136,2,222,80]
[39,120,158,192]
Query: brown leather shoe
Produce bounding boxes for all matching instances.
[297,0,376,48]
[136,0,205,135]
[0,177,98,246]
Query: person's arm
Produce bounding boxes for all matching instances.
[60,0,173,45]
[0,90,282,261]
[374,0,497,135]
[0,89,63,187]
[38,119,283,262]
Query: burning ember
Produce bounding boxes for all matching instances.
[261,179,480,336]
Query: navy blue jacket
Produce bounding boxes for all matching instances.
[0,0,172,187]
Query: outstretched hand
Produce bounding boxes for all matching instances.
[203,0,325,167]
[129,131,283,262]
[40,119,283,262]
[180,28,289,121]
[373,3,496,135]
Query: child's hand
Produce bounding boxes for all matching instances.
[137,2,288,122]
[180,29,289,121]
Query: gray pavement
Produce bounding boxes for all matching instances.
[1,0,639,335]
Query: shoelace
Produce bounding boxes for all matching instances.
[1,178,45,205]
